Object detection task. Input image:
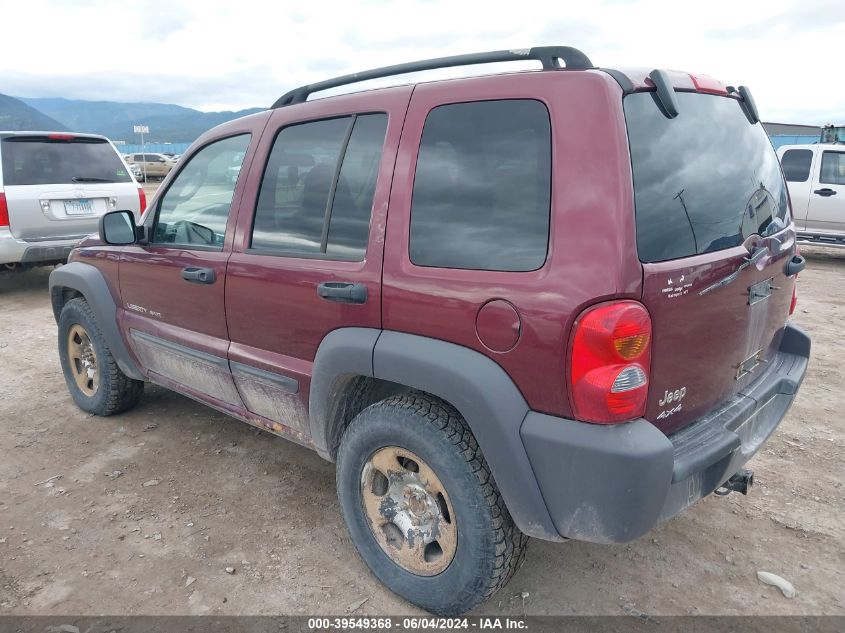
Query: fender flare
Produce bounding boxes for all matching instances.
[309,327,381,460]
[309,327,562,541]
[49,262,144,380]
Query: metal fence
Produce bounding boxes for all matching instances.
[112,142,192,155]
[111,136,817,159]
[769,135,819,149]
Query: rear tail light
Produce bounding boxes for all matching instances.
[138,187,147,216]
[569,301,652,424]
[47,133,75,141]
[790,282,798,316]
[0,192,9,228]
[789,247,800,316]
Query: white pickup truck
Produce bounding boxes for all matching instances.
[778,126,845,248]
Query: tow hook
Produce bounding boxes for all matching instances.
[714,469,754,496]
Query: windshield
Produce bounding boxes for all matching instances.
[625,92,789,263]
[1,136,132,186]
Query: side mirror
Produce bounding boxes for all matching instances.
[99,210,138,245]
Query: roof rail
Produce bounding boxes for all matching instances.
[271,46,594,108]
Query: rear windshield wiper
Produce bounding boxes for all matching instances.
[72,176,115,183]
[699,246,768,296]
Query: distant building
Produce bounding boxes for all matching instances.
[763,122,821,149]
[763,122,821,137]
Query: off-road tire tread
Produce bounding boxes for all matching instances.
[60,298,143,415]
[364,392,529,605]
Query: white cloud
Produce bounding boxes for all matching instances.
[0,0,842,123]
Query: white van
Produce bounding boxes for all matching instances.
[778,129,845,248]
[0,132,145,270]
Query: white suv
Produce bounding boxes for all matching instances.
[0,131,145,271]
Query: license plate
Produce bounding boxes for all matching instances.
[64,199,94,215]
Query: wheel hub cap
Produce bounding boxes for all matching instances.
[361,446,457,576]
[67,324,99,397]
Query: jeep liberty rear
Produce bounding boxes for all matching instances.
[49,48,809,616]
[626,88,798,433]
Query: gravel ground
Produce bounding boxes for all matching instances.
[0,246,842,616]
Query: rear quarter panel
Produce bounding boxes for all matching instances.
[382,70,641,418]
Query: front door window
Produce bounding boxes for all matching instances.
[152,135,251,248]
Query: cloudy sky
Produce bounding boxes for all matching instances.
[1,0,842,123]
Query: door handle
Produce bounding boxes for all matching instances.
[181,266,216,284]
[317,281,367,304]
[813,188,837,197]
[785,254,805,277]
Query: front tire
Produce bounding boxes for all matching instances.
[58,298,144,416]
[336,393,528,615]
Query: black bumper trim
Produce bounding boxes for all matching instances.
[520,323,810,544]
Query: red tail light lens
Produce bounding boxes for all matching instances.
[569,301,652,424]
[790,283,798,316]
[47,133,75,141]
[0,192,9,228]
[138,187,147,216]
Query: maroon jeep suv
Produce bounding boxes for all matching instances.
[49,47,809,615]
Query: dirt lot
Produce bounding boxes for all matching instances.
[0,246,843,617]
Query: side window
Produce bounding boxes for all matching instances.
[781,149,813,182]
[409,100,551,272]
[327,114,388,259]
[151,134,251,249]
[819,151,845,186]
[251,113,387,260]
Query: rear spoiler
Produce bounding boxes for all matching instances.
[642,69,759,124]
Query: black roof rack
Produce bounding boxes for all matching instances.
[271,46,593,108]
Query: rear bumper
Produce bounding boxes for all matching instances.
[796,231,845,249]
[520,323,810,544]
[0,229,83,265]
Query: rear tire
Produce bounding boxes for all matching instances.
[58,297,144,416]
[336,393,528,615]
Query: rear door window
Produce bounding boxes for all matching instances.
[250,113,388,260]
[625,92,789,263]
[819,151,845,185]
[781,149,814,182]
[409,99,551,271]
[1,136,133,185]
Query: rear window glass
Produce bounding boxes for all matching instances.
[409,99,551,272]
[625,92,789,263]
[1,136,132,186]
[781,149,813,182]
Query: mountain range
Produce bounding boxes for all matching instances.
[0,94,68,132]
[0,93,262,143]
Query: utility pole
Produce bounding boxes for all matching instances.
[674,188,699,254]
[133,125,150,183]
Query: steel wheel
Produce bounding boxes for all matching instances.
[67,323,99,397]
[361,446,457,576]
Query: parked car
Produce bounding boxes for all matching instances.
[127,161,143,181]
[48,47,809,615]
[125,152,177,181]
[0,131,145,271]
[778,131,845,247]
